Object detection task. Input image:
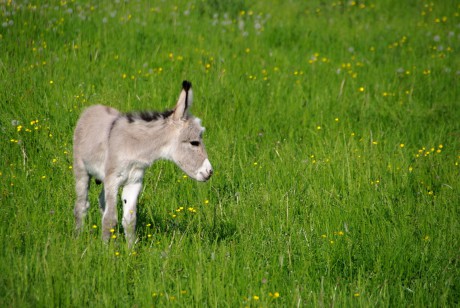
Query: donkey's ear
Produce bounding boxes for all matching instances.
[172,80,193,121]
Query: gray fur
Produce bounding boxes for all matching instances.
[73,81,212,246]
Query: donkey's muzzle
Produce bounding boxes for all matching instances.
[196,159,213,182]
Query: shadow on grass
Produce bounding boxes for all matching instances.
[135,209,238,245]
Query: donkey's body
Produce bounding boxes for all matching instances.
[73,81,212,245]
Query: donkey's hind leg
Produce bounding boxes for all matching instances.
[74,170,91,234]
[101,175,122,242]
[98,186,106,214]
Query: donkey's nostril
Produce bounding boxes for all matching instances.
[209,169,213,176]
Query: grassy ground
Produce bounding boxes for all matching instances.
[1,0,459,306]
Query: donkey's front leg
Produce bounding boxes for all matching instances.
[121,182,142,247]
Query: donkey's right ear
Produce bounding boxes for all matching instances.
[172,80,193,121]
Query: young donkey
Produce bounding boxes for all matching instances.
[73,81,213,245]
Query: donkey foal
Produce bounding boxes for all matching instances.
[73,81,212,246]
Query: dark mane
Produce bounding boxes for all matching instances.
[125,109,174,123]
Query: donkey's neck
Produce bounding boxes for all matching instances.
[114,116,177,165]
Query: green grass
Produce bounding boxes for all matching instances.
[1,0,459,306]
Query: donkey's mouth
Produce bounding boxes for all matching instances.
[198,169,213,182]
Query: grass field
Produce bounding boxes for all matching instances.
[1,0,459,306]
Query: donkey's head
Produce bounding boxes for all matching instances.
[169,81,213,182]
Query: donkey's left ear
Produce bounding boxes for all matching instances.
[173,80,193,121]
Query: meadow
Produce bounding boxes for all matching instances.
[1,0,459,306]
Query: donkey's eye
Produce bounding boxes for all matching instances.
[190,141,200,147]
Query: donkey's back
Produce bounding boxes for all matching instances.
[73,105,120,183]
